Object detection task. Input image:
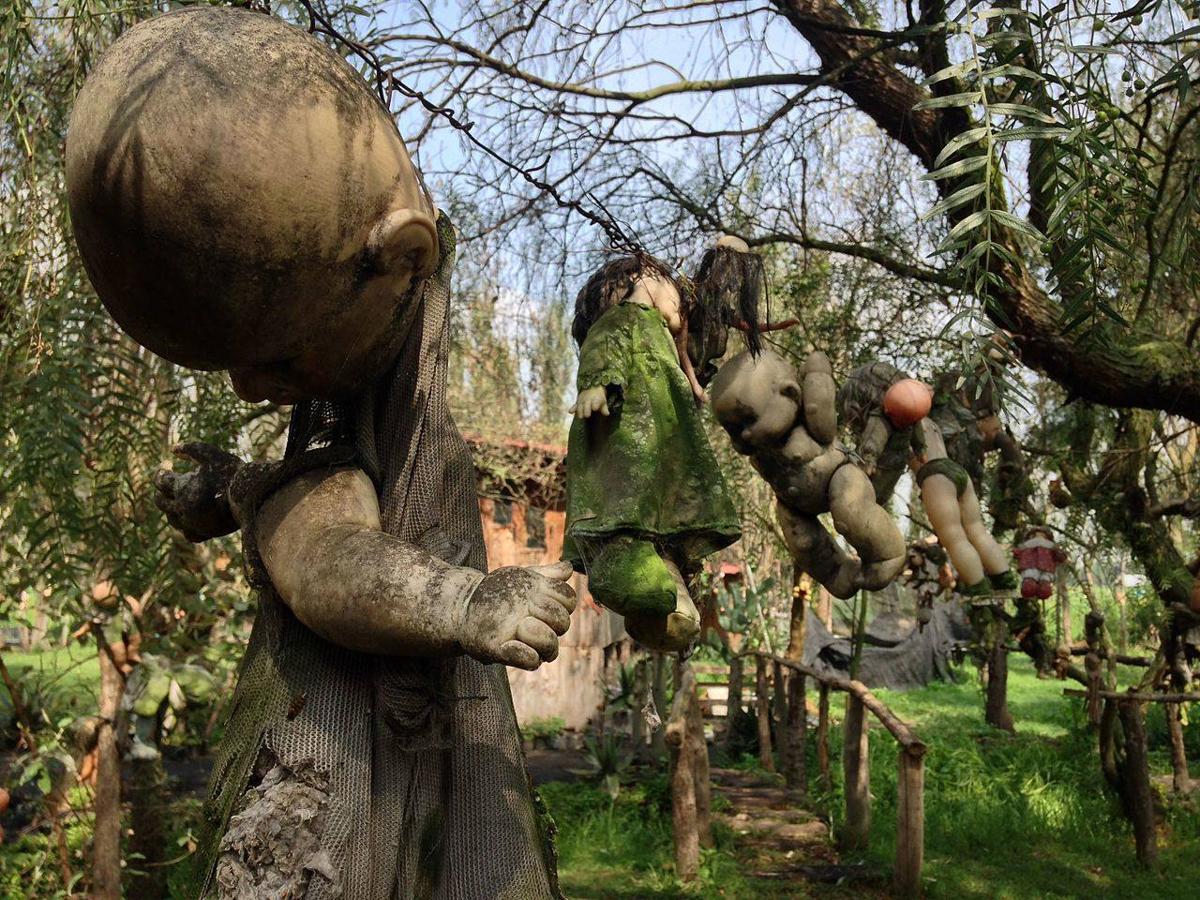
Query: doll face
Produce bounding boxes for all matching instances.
[711,351,801,452]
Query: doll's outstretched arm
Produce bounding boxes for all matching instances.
[674,318,707,406]
[255,467,576,669]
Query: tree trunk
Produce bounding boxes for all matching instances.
[93,633,124,900]
[985,610,1014,732]
[631,657,647,760]
[773,660,789,773]
[1117,699,1158,867]
[686,677,714,849]
[755,656,775,772]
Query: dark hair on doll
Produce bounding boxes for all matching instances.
[691,244,765,357]
[571,254,683,347]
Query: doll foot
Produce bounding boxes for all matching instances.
[587,537,677,617]
[624,560,700,653]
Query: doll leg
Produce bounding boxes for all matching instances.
[958,482,1011,577]
[777,503,861,599]
[624,559,700,653]
[828,464,906,590]
[921,473,986,590]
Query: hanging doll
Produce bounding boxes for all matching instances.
[564,255,743,652]
[904,538,950,625]
[1013,526,1067,600]
[839,362,1015,596]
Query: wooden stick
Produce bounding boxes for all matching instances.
[755,656,775,772]
[1117,698,1158,867]
[817,683,832,793]
[841,693,871,851]
[894,749,925,897]
[748,652,926,756]
[1064,688,1197,703]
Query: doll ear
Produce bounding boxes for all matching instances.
[780,379,802,405]
[366,208,439,281]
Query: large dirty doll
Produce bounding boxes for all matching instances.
[564,256,741,652]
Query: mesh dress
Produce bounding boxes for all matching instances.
[196,216,559,899]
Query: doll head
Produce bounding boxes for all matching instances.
[571,255,683,345]
[66,7,439,403]
[710,350,801,453]
[689,235,765,383]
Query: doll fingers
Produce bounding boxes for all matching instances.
[517,617,559,661]
[499,640,541,671]
[530,596,572,634]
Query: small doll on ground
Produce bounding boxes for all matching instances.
[710,348,906,599]
[564,256,742,652]
[1013,526,1067,600]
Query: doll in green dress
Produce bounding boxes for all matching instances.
[564,254,747,652]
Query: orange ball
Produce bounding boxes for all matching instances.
[883,379,932,428]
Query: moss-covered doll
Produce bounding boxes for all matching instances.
[564,256,741,652]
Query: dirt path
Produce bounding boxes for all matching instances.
[711,768,881,894]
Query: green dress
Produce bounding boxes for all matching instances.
[564,302,741,576]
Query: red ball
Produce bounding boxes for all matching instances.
[883,379,932,428]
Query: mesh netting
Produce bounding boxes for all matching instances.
[200,216,557,899]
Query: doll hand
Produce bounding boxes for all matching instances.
[461,560,577,670]
[153,442,243,542]
[574,386,610,418]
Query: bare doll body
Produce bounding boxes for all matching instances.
[711,349,905,599]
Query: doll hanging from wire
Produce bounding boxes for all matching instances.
[563,242,763,652]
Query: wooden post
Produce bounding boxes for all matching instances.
[985,608,1015,732]
[631,657,646,760]
[773,660,789,773]
[1166,701,1193,794]
[1117,698,1158,867]
[667,665,701,881]
[817,683,832,793]
[725,655,744,753]
[784,670,807,796]
[651,652,668,758]
[687,678,714,849]
[755,655,775,772]
[840,693,870,850]
[894,749,925,897]
[93,632,124,900]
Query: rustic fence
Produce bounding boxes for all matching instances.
[696,653,927,896]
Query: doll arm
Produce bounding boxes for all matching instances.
[255,466,576,669]
[574,314,632,416]
[674,318,707,406]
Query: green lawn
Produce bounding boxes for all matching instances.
[843,657,1199,900]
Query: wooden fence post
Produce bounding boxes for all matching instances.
[755,656,775,772]
[773,659,788,757]
[1117,698,1158,867]
[894,748,925,896]
[667,665,701,881]
[725,655,744,752]
[817,683,831,793]
[840,693,870,850]
[784,670,807,795]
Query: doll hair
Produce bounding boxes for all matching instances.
[571,254,683,347]
[691,243,765,357]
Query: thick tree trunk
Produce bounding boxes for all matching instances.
[784,671,807,795]
[93,634,124,900]
[770,0,1200,425]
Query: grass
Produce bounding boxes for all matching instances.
[4,647,1199,898]
[826,656,1200,900]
